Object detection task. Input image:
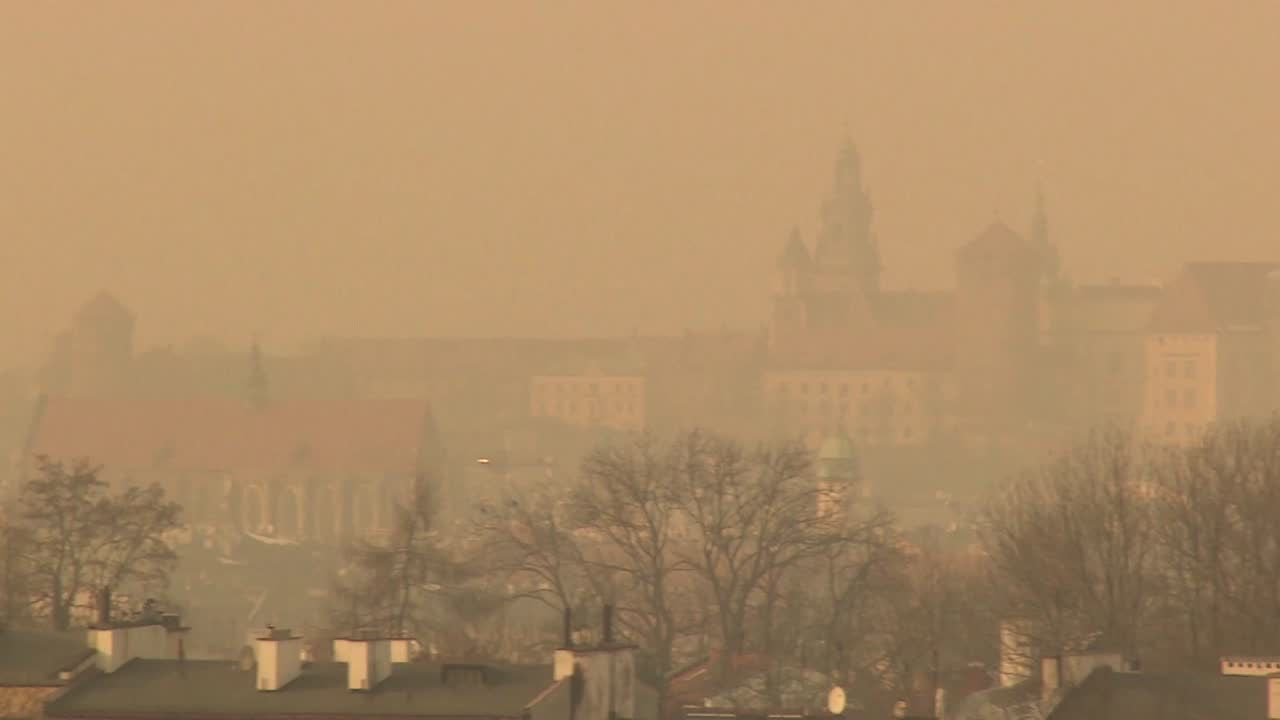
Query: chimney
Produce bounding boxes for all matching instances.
[389,637,417,663]
[345,632,392,691]
[1269,675,1280,720]
[602,604,614,645]
[1041,655,1061,704]
[255,627,303,691]
[97,587,112,627]
[554,607,575,682]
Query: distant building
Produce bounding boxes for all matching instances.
[1139,262,1280,444]
[21,396,443,544]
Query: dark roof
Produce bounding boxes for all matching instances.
[47,660,564,719]
[1046,666,1266,720]
[0,628,96,686]
[1148,262,1280,333]
[956,222,1040,263]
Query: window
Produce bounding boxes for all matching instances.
[1184,359,1197,379]
[1166,360,1177,377]
[1166,422,1176,436]
[1165,389,1177,408]
[840,383,849,397]
[904,427,913,440]
[1184,388,1197,408]
[820,383,828,395]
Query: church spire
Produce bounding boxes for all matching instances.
[1031,183,1060,282]
[246,336,269,411]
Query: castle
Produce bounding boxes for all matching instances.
[12,141,1280,522]
[764,140,1280,450]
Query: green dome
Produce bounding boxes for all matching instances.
[817,433,856,461]
[815,432,858,480]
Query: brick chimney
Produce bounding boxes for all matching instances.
[563,604,635,720]
[255,626,303,691]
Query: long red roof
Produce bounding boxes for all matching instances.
[27,397,432,474]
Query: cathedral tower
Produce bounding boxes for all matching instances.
[813,140,880,294]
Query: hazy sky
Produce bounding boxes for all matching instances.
[2,1,1278,368]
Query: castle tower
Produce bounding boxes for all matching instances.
[954,223,1043,428]
[771,228,813,348]
[1030,184,1060,286]
[44,292,135,396]
[813,140,880,293]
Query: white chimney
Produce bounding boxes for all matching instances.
[553,648,575,681]
[1269,675,1280,720]
[332,638,350,663]
[1041,655,1061,704]
[87,622,170,673]
[255,627,303,691]
[389,637,418,663]
[999,619,1035,687]
[345,634,392,691]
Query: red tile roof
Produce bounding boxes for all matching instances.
[27,397,433,474]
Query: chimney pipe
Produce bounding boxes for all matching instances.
[563,607,573,648]
[603,604,614,644]
[98,586,111,626]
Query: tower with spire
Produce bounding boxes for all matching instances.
[1030,183,1060,284]
[770,140,882,348]
[813,139,880,293]
[246,337,269,411]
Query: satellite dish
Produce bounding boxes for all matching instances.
[827,686,847,714]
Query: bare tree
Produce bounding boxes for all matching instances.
[16,456,182,630]
[978,428,1156,659]
[1154,416,1280,665]
[473,487,589,615]
[572,434,690,710]
[672,431,846,683]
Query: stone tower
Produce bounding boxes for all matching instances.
[953,223,1043,429]
[43,292,135,396]
[769,141,881,347]
[813,140,880,294]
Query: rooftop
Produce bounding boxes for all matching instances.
[1046,666,1266,720]
[47,659,567,719]
[0,628,96,686]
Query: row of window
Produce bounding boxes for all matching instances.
[774,377,921,397]
[1160,357,1199,380]
[788,398,916,416]
[1155,387,1199,410]
[533,400,640,417]
[534,382,642,396]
